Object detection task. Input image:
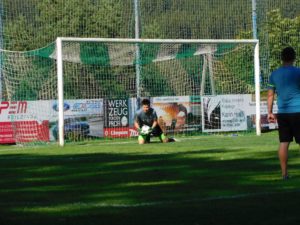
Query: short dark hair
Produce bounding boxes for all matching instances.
[141,98,150,106]
[281,47,296,62]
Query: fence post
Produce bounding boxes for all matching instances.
[134,0,141,99]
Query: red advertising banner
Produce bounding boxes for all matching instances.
[0,122,15,143]
[0,121,49,143]
[104,127,138,138]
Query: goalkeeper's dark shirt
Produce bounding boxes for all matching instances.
[135,108,158,127]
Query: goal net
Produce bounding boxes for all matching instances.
[0,38,260,146]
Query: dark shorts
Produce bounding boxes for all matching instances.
[277,113,300,143]
[151,125,163,137]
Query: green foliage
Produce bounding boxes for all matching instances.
[142,20,164,39]
[13,80,37,100]
[62,64,130,99]
[3,16,35,51]
[140,0,253,39]
[141,64,175,96]
[217,44,255,94]
[2,1,300,100]
[80,43,110,65]
[266,9,300,70]
[86,0,124,37]
[3,0,126,50]
[4,54,55,100]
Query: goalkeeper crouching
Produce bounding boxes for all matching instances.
[134,98,175,144]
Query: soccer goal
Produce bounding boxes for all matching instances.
[0,38,260,146]
[55,38,261,146]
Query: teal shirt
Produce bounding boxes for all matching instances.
[268,65,300,113]
[134,108,158,127]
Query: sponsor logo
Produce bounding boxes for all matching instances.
[52,103,70,112]
[111,130,128,135]
[72,102,101,111]
[104,127,138,138]
[0,101,27,114]
[129,128,139,137]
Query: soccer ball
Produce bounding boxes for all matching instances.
[141,125,151,135]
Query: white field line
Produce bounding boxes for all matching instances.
[0,133,253,153]
[0,136,209,152]
[1,189,299,208]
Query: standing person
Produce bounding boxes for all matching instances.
[267,46,300,180]
[134,98,175,144]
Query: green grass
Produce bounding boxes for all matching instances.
[1,132,300,225]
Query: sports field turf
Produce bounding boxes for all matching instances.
[1,132,300,225]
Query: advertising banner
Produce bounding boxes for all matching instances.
[51,99,104,118]
[0,99,104,143]
[0,121,50,144]
[0,100,51,143]
[0,96,279,143]
[104,99,130,138]
[202,95,252,132]
[104,127,138,138]
[152,96,201,133]
[247,100,278,130]
[50,99,104,140]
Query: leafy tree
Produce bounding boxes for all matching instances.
[2,0,300,100]
[4,0,126,50]
[3,16,35,51]
[266,9,300,70]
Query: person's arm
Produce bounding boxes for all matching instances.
[151,110,158,129]
[134,113,142,133]
[134,120,140,130]
[151,120,158,129]
[267,89,276,123]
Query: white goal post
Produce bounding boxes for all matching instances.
[56,37,261,147]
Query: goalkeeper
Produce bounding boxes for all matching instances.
[134,98,175,144]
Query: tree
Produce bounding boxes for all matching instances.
[266,9,300,70]
[3,0,126,50]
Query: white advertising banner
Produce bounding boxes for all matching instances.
[0,100,52,122]
[50,99,104,140]
[246,100,278,130]
[202,95,252,132]
[0,99,104,122]
[0,99,104,143]
[51,99,104,119]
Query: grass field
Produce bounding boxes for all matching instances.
[1,132,300,225]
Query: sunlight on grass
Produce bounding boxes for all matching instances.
[2,132,300,225]
[119,180,185,187]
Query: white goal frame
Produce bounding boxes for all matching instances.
[56,37,261,146]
